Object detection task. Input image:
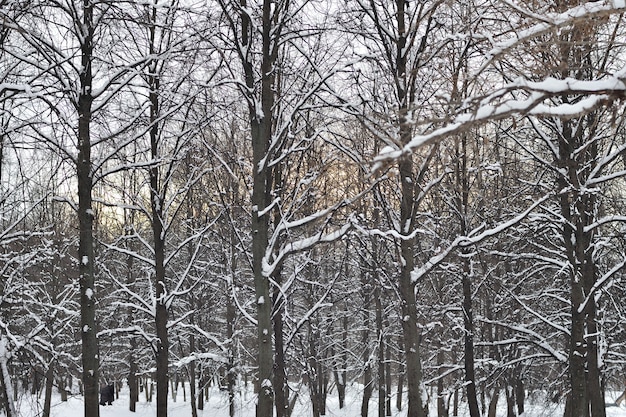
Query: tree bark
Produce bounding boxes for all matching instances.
[376,289,386,417]
[396,1,427,415]
[437,350,448,417]
[42,362,54,417]
[242,0,278,414]
[515,377,525,416]
[396,338,405,412]
[0,342,16,417]
[129,341,138,412]
[77,2,99,415]
[455,134,480,417]
[385,331,392,416]
[361,278,373,417]
[149,61,169,417]
[273,269,288,417]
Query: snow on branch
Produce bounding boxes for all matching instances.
[372,0,626,171]
[263,219,353,277]
[172,352,227,369]
[482,0,626,72]
[578,256,626,314]
[373,82,623,172]
[410,194,550,284]
[481,318,568,363]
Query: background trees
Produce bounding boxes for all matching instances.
[1,1,626,417]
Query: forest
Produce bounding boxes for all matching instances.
[1,1,626,417]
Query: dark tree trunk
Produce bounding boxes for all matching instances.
[385,332,392,416]
[585,274,605,417]
[189,334,198,417]
[487,388,498,417]
[396,338,405,412]
[361,276,373,417]
[332,343,346,410]
[273,275,288,417]
[127,223,139,413]
[227,293,236,417]
[376,290,386,417]
[197,374,204,411]
[43,363,54,417]
[77,2,99,416]
[59,376,68,402]
[505,384,515,417]
[437,350,448,417]
[149,69,169,417]
[396,1,427,414]
[462,263,480,417]
[129,348,138,412]
[241,0,277,414]
[272,185,288,417]
[515,378,525,416]
[0,353,16,417]
[454,134,480,417]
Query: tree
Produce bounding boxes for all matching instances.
[214,1,356,416]
[95,3,214,416]
[346,1,449,415]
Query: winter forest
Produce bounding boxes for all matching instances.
[2,0,626,417]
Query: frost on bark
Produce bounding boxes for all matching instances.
[0,337,17,417]
[77,1,99,415]
[240,0,277,415]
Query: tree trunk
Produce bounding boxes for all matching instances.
[77,2,99,415]
[396,1,427,415]
[332,343,346,410]
[487,388,498,417]
[361,276,373,417]
[273,255,288,417]
[127,224,139,413]
[197,374,204,411]
[242,0,277,414]
[454,134,480,417]
[227,279,236,417]
[189,334,198,417]
[437,350,448,417]
[505,384,515,417]
[376,289,386,417]
[585,276,605,417]
[462,262,480,417]
[515,378,525,415]
[0,338,17,417]
[385,333,392,416]
[129,348,138,412]
[43,362,54,417]
[396,338,405,412]
[149,69,169,417]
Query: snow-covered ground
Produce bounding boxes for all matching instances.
[10,384,626,417]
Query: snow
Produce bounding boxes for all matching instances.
[0,337,17,417]
[13,383,626,417]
